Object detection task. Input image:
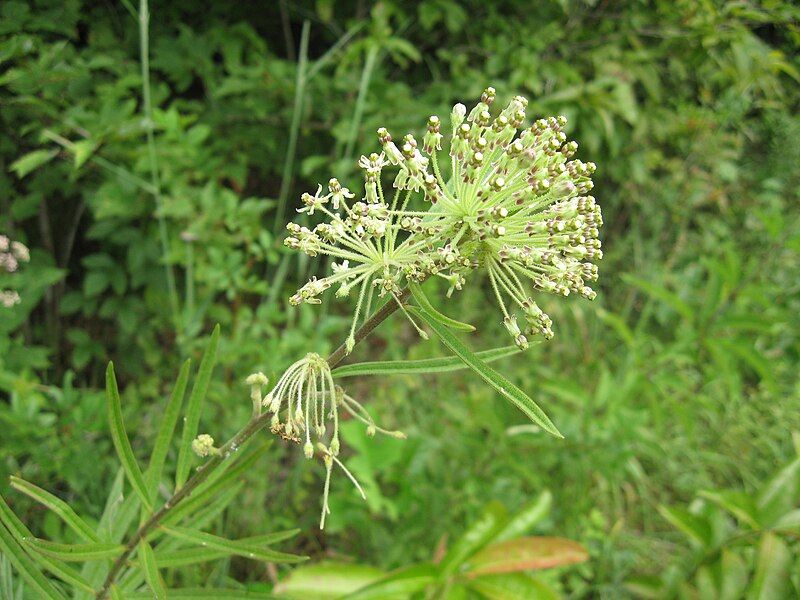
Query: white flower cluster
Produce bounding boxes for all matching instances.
[0,235,30,307]
[285,86,602,349]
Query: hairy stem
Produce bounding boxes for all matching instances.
[95,289,409,598]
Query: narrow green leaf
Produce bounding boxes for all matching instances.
[439,503,507,578]
[332,346,522,378]
[106,362,152,510]
[343,563,438,599]
[24,537,125,562]
[698,490,761,529]
[156,530,300,568]
[410,306,562,437]
[125,589,273,599]
[0,524,64,599]
[146,358,192,499]
[9,149,58,178]
[748,532,791,599]
[175,325,220,491]
[756,457,800,526]
[410,282,475,331]
[494,491,553,542]
[1,494,94,593]
[273,562,383,599]
[9,477,100,543]
[109,585,125,599]
[138,540,166,599]
[160,526,306,564]
[657,505,712,547]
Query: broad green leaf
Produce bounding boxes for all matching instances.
[0,493,94,592]
[748,532,792,599]
[273,562,384,599]
[106,363,152,510]
[9,477,100,543]
[175,325,220,491]
[23,537,125,562]
[138,540,166,599]
[156,530,299,568]
[440,503,507,578]
[410,282,475,331]
[146,358,191,499]
[125,590,273,599]
[756,457,800,526]
[699,490,761,529]
[467,573,558,600]
[409,307,562,437]
[344,563,438,599]
[0,524,64,599]
[9,149,58,178]
[160,526,306,564]
[332,346,521,378]
[465,537,588,576]
[493,491,552,542]
[657,505,712,547]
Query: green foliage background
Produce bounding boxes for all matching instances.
[1,0,799,596]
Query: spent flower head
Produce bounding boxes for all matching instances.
[285,87,602,349]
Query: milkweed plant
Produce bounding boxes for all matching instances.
[0,88,601,598]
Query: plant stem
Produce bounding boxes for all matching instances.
[139,0,181,336]
[94,289,409,599]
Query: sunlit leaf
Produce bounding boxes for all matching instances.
[465,537,588,576]
[23,537,124,562]
[273,562,384,599]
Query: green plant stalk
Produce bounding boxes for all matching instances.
[343,44,379,163]
[273,20,310,232]
[94,288,410,599]
[139,0,181,335]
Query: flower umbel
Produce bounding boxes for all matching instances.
[286,87,602,349]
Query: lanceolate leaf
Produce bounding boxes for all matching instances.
[160,526,306,564]
[409,306,562,437]
[467,573,558,600]
[465,537,588,576]
[146,358,192,499]
[494,491,553,542]
[24,537,125,562]
[0,524,64,600]
[175,325,220,491]
[331,346,522,378]
[410,282,476,331]
[0,494,95,593]
[343,563,438,600]
[155,530,299,568]
[272,562,384,599]
[9,477,100,543]
[106,362,152,510]
[138,540,167,599]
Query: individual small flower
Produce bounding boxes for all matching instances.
[245,372,269,416]
[191,434,217,457]
[0,290,20,307]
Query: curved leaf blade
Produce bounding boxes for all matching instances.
[332,346,522,378]
[23,537,125,562]
[106,362,152,510]
[0,524,64,599]
[138,540,166,599]
[9,477,100,543]
[409,306,562,437]
[160,526,306,564]
[175,324,220,491]
[410,282,475,331]
[343,563,438,600]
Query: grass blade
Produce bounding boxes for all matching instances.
[146,358,192,499]
[106,362,152,510]
[0,524,64,599]
[332,346,523,378]
[410,282,475,331]
[138,540,166,599]
[409,306,562,438]
[9,477,100,543]
[23,538,125,562]
[175,325,220,491]
[160,526,307,564]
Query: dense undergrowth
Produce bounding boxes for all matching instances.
[1,0,799,597]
